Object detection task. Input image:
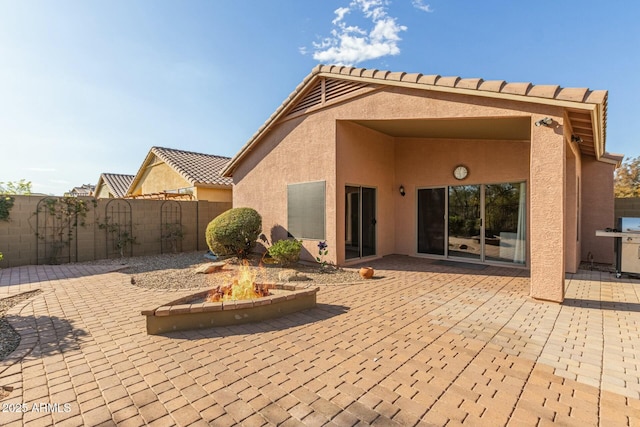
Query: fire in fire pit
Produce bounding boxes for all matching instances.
[142,258,319,334]
[207,261,270,302]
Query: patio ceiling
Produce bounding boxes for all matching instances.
[351,117,531,140]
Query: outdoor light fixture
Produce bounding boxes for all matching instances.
[399,185,405,196]
[571,135,583,143]
[534,117,554,127]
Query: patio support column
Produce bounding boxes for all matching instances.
[529,116,565,302]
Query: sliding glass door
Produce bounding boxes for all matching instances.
[448,185,481,260]
[484,183,526,264]
[345,186,376,260]
[417,182,526,265]
[417,188,446,255]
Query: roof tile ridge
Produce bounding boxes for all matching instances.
[527,84,561,99]
[556,87,590,102]
[373,69,390,80]
[478,80,506,92]
[584,89,607,104]
[361,68,378,78]
[153,146,230,160]
[501,81,533,96]
[455,78,484,90]
[339,66,356,75]
[417,74,441,85]
[401,73,423,83]
[436,76,461,87]
[387,71,406,81]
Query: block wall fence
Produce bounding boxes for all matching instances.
[615,198,640,220]
[0,196,231,268]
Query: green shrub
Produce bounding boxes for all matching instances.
[206,208,262,258]
[268,239,302,266]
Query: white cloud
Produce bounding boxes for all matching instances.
[412,0,433,13]
[310,0,407,66]
[332,7,351,24]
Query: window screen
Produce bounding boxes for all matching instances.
[287,181,325,239]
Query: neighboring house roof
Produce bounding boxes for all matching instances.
[96,173,135,198]
[66,184,95,197]
[222,64,620,177]
[128,147,233,196]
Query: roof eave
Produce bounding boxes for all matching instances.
[222,65,609,176]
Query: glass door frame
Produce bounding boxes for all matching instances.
[416,182,527,266]
[345,185,377,260]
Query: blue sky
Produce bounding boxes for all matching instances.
[1,0,638,195]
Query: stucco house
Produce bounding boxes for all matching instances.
[95,173,135,198]
[127,146,232,202]
[221,65,622,303]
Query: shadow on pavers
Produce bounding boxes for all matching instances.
[164,303,350,340]
[2,313,88,365]
[563,298,640,312]
[350,254,528,278]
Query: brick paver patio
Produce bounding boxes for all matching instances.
[0,256,639,426]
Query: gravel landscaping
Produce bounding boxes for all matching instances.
[90,251,367,290]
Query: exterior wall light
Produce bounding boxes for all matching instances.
[534,117,554,127]
[571,135,583,143]
[399,185,406,196]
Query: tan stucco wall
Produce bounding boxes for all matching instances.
[95,184,112,199]
[194,187,232,203]
[336,122,396,263]
[130,161,191,196]
[529,113,566,302]
[581,156,616,264]
[232,114,337,262]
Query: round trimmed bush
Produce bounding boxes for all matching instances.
[206,208,262,258]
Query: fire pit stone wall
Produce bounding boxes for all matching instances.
[142,283,319,335]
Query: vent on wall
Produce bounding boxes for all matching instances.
[287,78,370,116]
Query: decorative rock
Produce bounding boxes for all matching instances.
[278,269,311,282]
[194,262,226,274]
[359,267,374,279]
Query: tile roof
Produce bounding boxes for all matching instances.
[222,65,617,176]
[97,173,134,198]
[67,184,95,196]
[148,147,232,187]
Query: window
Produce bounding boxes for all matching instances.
[287,181,325,239]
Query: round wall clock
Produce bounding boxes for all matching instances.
[453,165,468,180]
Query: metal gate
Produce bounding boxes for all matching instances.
[160,200,183,253]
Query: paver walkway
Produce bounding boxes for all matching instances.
[0,256,639,426]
